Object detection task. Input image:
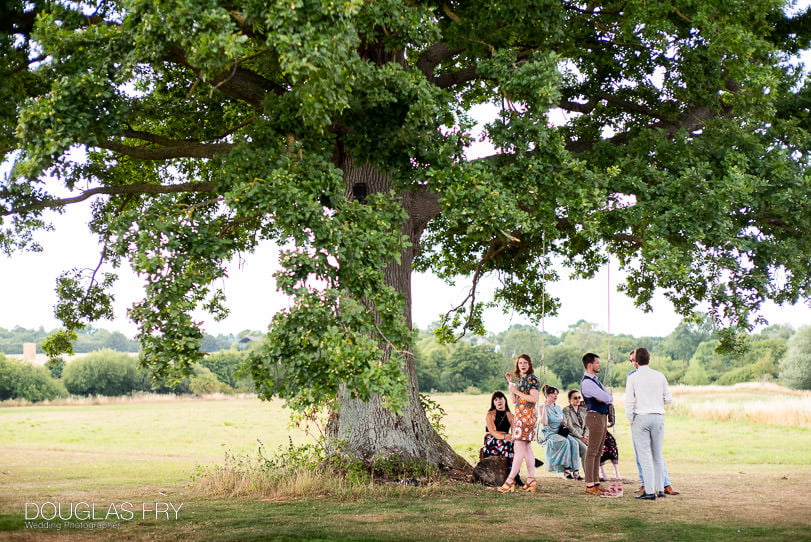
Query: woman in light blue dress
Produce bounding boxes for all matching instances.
[538,385,582,479]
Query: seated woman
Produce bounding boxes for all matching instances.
[562,389,588,479]
[482,390,526,488]
[482,390,515,459]
[538,385,582,480]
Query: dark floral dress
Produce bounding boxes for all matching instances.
[601,431,619,464]
[482,410,515,459]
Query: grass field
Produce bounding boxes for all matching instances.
[1,385,810,541]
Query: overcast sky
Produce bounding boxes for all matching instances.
[1,202,809,339]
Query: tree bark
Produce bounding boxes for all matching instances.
[326,156,471,474]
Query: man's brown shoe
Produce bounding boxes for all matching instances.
[634,485,644,495]
[664,485,680,495]
[585,486,604,495]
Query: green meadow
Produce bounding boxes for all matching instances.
[1,386,810,541]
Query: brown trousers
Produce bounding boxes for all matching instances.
[584,412,607,485]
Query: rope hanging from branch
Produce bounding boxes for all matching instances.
[540,231,547,387]
[605,253,613,392]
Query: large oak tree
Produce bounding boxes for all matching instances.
[2,0,810,470]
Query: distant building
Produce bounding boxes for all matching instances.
[23,342,36,361]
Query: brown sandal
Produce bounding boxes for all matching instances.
[520,477,537,493]
[497,479,516,493]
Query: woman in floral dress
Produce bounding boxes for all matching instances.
[498,354,541,493]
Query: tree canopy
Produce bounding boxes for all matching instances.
[2,0,810,464]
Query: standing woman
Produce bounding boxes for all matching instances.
[498,353,541,493]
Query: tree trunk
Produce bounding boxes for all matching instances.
[326,156,472,474]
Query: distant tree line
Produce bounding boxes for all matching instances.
[0,326,260,355]
[0,348,257,402]
[414,316,811,393]
[0,327,266,402]
[2,318,810,403]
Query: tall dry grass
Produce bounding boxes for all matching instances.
[670,382,809,397]
[193,461,329,499]
[613,382,811,427]
[671,397,811,426]
[191,455,445,501]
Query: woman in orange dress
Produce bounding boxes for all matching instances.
[498,353,541,493]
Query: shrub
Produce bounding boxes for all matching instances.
[62,350,145,396]
[200,350,250,389]
[780,326,811,390]
[370,454,437,482]
[652,355,688,385]
[139,369,193,394]
[716,364,758,385]
[716,356,778,386]
[419,393,447,439]
[137,364,237,395]
[683,358,711,385]
[190,366,231,395]
[0,355,67,402]
[233,373,256,393]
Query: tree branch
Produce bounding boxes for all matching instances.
[611,233,644,249]
[563,100,734,154]
[415,42,464,78]
[561,1,622,16]
[432,65,481,89]
[560,89,661,119]
[120,129,182,147]
[166,47,285,109]
[443,239,512,340]
[98,137,236,160]
[228,10,268,42]
[3,182,216,216]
